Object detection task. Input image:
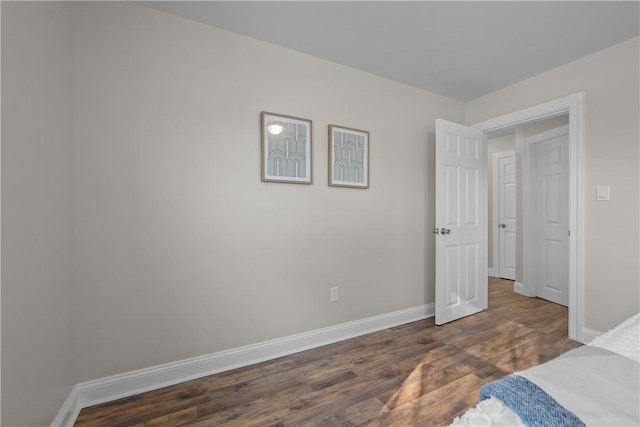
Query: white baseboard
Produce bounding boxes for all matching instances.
[487,268,498,278]
[51,386,81,427]
[52,303,434,427]
[581,327,602,344]
[513,281,537,297]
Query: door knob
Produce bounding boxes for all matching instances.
[440,228,451,235]
[498,224,506,228]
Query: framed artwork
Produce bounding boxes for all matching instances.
[328,124,369,188]
[261,111,312,184]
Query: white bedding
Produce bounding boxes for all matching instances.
[450,313,640,427]
[590,313,640,362]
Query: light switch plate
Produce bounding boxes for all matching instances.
[596,185,610,201]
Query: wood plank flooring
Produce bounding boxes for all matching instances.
[75,278,580,427]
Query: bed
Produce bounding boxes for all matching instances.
[450,313,640,427]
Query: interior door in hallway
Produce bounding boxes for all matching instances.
[435,119,487,325]
[529,126,569,306]
[498,153,516,280]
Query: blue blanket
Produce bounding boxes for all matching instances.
[480,374,586,427]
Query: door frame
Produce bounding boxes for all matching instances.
[473,93,585,342]
[491,150,516,280]
[522,125,570,301]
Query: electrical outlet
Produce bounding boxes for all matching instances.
[330,287,338,302]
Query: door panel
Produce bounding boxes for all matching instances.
[435,119,487,325]
[465,168,479,225]
[465,243,479,300]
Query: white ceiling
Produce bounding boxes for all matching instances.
[141,1,639,101]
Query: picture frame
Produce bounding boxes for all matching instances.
[328,124,369,188]
[261,111,312,184]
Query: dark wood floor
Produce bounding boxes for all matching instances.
[75,278,580,427]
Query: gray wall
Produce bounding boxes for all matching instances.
[1,2,75,426]
[70,2,464,381]
[2,3,464,424]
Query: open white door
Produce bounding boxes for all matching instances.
[435,119,488,325]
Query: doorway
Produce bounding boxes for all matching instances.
[474,93,585,342]
[434,94,584,341]
[489,147,516,280]
[488,118,570,302]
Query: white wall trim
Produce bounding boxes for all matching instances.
[474,92,586,343]
[51,385,81,427]
[52,303,434,427]
[513,281,531,297]
[582,327,602,344]
[487,267,498,278]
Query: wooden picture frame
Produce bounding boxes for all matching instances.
[261,111,312,184]
[328,125,369,188]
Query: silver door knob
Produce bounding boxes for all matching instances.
[440,228,451,235]
[498,224,506,228]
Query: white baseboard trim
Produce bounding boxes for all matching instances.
[513,281,527,295]
[52,303,434,426]
[487,268,498,278]
[51,385,81,427]
[581,327,602,344]
[513,282,535,297]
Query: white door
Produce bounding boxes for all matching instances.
[498,154,516,280]
[528,127,569,306]
[435,119,487,325]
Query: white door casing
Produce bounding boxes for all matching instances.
[497,152,516,280]
[435,119,488,325]
[525,126,570,306]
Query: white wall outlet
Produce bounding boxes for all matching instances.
[330,286,338,302]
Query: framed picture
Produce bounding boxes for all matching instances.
[261,111,312,184]
[328,125,369,188]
